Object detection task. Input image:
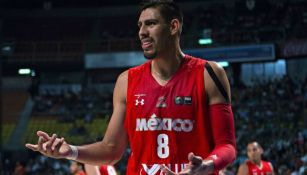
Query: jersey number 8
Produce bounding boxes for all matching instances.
[157,134,169,159]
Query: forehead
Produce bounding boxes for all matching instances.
[247,143,259,150]
[138,8,164,23]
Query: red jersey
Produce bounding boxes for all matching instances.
[99,165,117,175]
[124,55,217,175]
[246,160,273,175]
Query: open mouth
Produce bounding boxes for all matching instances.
[141,39,153,50]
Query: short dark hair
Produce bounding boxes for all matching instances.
[139,0,183,24]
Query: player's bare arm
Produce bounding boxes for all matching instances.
[202,61,235,172]
[26,71,129,165]
[237,162,249,175]
[191,61,233,173]
[76,70,129,165]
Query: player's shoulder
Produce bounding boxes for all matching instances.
[238,160,249,175]
[129,61,150,73]
[239,159,251,168]
[262,160,273,166]
[184,54,206,68]
[204,60,229,91]
[117,70,129,82]
[205,61,227,77]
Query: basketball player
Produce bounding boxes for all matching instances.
[237,142,274,175]
[25,0,236,174]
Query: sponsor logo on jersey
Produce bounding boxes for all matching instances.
[140,163,188,175]
[135,94,146,106]
[156,96,167,108]
[174,96,192,105]
[175,96,183,105]
[183,96,192,105]
[135,99,145,106]
[136,113,194,132]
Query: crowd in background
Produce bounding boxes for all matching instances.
[232,75,307,175]
[3,0,307,54]
[32,88,112,122]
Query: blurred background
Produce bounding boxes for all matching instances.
[0,0,306,174]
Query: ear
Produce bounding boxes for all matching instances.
[170,19,181,35]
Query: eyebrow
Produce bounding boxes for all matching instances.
[137,19,159,26]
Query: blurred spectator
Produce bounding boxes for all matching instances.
[12,161,26,175]
[237,142,274,175]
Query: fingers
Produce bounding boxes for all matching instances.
[45,134,57,154]
[25,143,38,151]
[161,165,191,175]
[178,168,192,175]
[25,131,62,158]
[161,153,205,175]
[53,137,65,156]
[38,136,46,152]
[188,152,203,166]
[25,131,49,152]
[52,137,64,151]
[37,131,51,140]
[161,165,176,175]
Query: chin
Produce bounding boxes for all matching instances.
[144,51,157,60]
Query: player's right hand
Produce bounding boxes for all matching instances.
[25,131,71,159]
[161,152,214,175]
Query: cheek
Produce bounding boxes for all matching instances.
[156,34,170,48]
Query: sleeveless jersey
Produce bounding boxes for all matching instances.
[246,160,273,175]
[124,55,216,175]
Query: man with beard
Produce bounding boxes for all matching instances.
[25,0,236,174]
[237,142,274,175]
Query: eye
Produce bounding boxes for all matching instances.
[148,22,155,26]
[145,20,158,26]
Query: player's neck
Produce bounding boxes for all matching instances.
[151,50,184,81]
[251,159,262,167]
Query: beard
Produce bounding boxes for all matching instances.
[143,50,157,60]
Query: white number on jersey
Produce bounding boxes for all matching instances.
[157,134,169,158]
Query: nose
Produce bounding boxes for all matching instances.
[138,24,148,39]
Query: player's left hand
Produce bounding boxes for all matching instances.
[161,152,214,175]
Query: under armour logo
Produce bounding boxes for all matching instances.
[135,99,145,106]
[135,94,146,106]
